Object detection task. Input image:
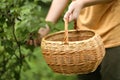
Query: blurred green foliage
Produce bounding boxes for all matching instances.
[0,0,77,80]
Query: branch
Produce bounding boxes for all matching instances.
[12,21,23,75]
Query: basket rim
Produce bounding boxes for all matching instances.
[42,30,99,44]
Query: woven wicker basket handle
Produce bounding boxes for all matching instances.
[64,20,78,44]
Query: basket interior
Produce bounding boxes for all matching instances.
[45,30,95,41]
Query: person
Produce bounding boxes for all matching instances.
[37,0,120,80]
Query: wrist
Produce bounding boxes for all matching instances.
[45,21,55,31]
[45,18,57,24]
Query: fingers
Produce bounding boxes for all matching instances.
[70,7,81,21]
[64,2,75,21]
[64,1,83,22]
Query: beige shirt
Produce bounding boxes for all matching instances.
[77,0,120,48]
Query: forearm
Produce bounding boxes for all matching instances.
[45,0,69,23]
[64,0,113,22]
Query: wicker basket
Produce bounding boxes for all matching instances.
[41,20,105,75]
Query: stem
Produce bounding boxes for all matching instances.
[12,22,23,76]
[12,23,21,57]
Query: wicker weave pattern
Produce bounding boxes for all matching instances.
[41,30,105,75]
